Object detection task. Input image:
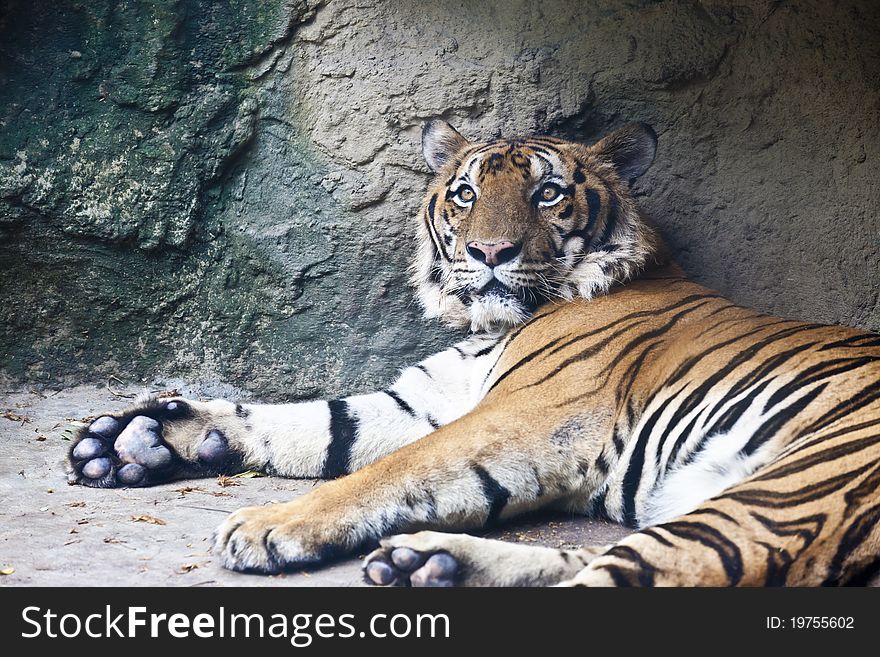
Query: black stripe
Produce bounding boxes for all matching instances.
[825,500,880,585]
[818,332,880,351]
[506,294,720,398]
[531,464,546,498]
[640,528,675,548]
[559,187,601,244]
[763,356,877,413]
[522,297,717,391]
[796,378,880,437]
[722,462,876,510]
[612,431,626,456]
[473,342,499,358]
[690,507,740,523]
[723,340,821,403]
[425,194,452,262]
[527,136,565,146]
[594,187,618,248]
[584,187,601,241]
[751,513,826,585]
[843,553,880,587]
[651,324,828,454]
[741,382,829,456]
[606,341,664,412]
[528,144,562,158]
[599,545,657,586]
[673,378,774,469]
[621,386,688,525]
[479,304,587,390]
[602,309,736,386]
[488,336,565,392]
[705,378,773,439]
[545,293,723,363]
[659,335,819,468]
[429,261,443,284]
[473,465,510,525]
[384,389,416,416]
[661,521,744,585]
[322,400,359,478]
[750,424,880,483]
[595,450,610,475]
[588,487,612,521]
[664,411,704,472]
[663,318,796,390]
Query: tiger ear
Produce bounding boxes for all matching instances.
[422,120,470,172]
[591,122,657,182]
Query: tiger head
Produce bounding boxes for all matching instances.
[412,121,663,332]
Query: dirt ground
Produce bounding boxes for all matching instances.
[0,384,634,587]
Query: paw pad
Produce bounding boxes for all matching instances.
[81,457,111,479]
[365,560,396,585]
[364,547,460,587]
[197,429,229,465]
[117,463,147,485]
[114,416,173,469]
[88,416,120,438]
[72,437,104,460]
[410,553,457,587]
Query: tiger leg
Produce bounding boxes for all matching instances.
[66,335,500,488]
[563,423,880,586]
[362,531,608,587]
[212,405,589,573]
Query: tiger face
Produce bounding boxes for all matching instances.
[412,121,662,331]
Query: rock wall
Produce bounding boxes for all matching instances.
[1,0,878,400]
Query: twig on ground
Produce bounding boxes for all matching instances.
[106,376,135,399]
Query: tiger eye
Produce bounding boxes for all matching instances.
[458,186,475,202]
[541,185,559,201]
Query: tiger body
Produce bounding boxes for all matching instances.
[66,121,880,586]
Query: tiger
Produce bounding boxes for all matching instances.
[66,119,880,587]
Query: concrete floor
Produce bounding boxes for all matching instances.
[0,385,633,587]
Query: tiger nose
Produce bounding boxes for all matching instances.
[466,240,522,267]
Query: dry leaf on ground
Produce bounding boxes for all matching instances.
[174,486,206,496]
[231,470,264,479]
[178,562,207,574]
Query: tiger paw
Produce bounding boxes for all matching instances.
[363,532,463,587]
[66,396,239,488]
[212,501,340,574]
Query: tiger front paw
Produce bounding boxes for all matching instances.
[66,396,243,488]
[212,501,346,574]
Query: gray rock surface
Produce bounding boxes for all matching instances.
[1,0,878,400]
